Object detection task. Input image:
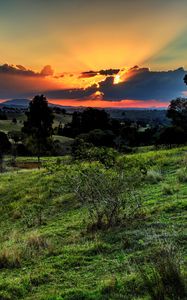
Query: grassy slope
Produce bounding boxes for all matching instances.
[0,119,23,133]
[0,147,187,300]
[0,113,73,151]
[0,112,72,133]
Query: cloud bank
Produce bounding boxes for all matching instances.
[0,64,54,77]
[45,66,187,102]
[0,63,186,106]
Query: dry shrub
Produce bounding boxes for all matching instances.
[24,231,53,257]
[26,231,49,251]
[0,247,21,269]
[64,162,143,230]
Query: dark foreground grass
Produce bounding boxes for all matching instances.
[0,146,186,299]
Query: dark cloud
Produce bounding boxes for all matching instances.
[0,64,40,77]
[46,84,98,100]
[98,67,186,101]
[45,67,187,102]
[0,64,186,103]
[79,68,120,78]
[99,68,120,76]
[16,65,27,71]
[79,71,98,78]
[0,64,54,77]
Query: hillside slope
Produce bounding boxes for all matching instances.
[0,148,186,300]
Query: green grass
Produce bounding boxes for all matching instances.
[0,119,23,133]
[52,113,72,128]
[0,146,186,299]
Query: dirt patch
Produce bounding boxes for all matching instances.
[15,162,41,169]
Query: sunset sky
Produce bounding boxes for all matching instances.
[1,0,187,108]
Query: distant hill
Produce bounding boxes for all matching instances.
[0,99,30,107]
[0,99,82,113]
[0,99,74,111]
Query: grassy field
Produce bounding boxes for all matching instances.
[0,119,24,133]
[0,112,72,134]
[0,147,186,299]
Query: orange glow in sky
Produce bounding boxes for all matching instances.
[49,99,168,109]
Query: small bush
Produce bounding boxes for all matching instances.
[63,162,143,229]
[177,167,187,183]
[72,143,118,168]
[146,169,162,184]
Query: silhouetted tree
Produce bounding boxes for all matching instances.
[0,110,7,120]
[81,108,110,132]
[57,121,63,135]
[120,126,139,147]
[63,108,112,137]
[137,127,158,146]
[167,98,187,130]
[12,118,17,124]
[156,126,186,147]
[0,131,11,172]
[22,95,54,164]
[77,129,115,147]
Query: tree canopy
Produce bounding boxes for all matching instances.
[167,98,187,129]
[22,95,54,160]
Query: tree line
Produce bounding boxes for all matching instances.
[1,93,187,170]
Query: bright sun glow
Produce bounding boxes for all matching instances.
[114,74,121,84]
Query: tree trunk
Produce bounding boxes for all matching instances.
[0,153,3,173]
[38,155,40,169]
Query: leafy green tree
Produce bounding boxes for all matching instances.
[22,95,54,164]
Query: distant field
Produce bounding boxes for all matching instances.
[0,119,23,133]
[0,112,72,134]
[53,113,72,128]
[0,146,186,299]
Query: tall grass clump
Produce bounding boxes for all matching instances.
[146,169,163,184]
[139,243,186,300]
[24,231,53,258]
[177,167,187,183]
[161,183,179,195]
[0,246,21,269]
[26,231,49,251]
[63,162,143,229]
